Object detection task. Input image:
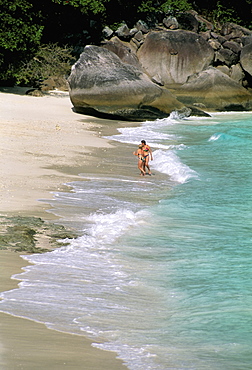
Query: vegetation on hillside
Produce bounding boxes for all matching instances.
[0,0,251,85]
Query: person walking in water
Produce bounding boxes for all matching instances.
[133,144,146,176]
[141,140,153,175]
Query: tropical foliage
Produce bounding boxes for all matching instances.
[0,0,251,85]
[15,44,74,85]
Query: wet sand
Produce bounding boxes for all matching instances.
[0,88,126,369]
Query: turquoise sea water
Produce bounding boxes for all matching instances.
[1,112,252,369]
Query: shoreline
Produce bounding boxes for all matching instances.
[0,87,113,216]
[0,88,127,369]
[0,252,126,370]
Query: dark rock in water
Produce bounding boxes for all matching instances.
[175,67,252,111]
[137,30,214,85]
[186,106,211,117]
[0,216,78,253]
[68,45,184,121]
[170,106,210,118]
[240,43,252,77]
[170,106,192,119]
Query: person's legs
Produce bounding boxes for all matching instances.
[145,156,151,174]
[138,158,145,175]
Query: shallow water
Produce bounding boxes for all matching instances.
[1,112,252,369]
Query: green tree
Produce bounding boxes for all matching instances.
[16,43,74,86]
[52,0,108,14]
[0,0,43,83]
[193,0,252,28]
[138,0,191,15]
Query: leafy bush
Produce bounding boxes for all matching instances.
[14,43,75,85]
[138,0,191,15]
[0,0,43,84]
[211,2,239,29]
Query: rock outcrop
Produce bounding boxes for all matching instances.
[240,43,252,77]
[68,45,184,121]
[101,36,142,69]
[137,30,214,85]
[68,14,252,119]
[175,67,252,111]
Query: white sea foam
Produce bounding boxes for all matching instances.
[208,133,222,141]
[92,341,164,370]
[152,149,198,183]
[104,117,179,149]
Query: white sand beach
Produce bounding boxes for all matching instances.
[0,87,112,216]
[0,88,126,369]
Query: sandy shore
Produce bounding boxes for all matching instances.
[0,87,126,369]
[0,86,112,216]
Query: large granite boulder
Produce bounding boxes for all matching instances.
[175,67,252,111]
[137,30,214,85]
[68,45,184,121]
[240,43,252,77]
[101,36,142,69]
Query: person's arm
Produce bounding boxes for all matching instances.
[149,147,153,160]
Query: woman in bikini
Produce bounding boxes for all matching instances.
[133,145,146,176]
[141,140,153,175]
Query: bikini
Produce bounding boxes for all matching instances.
[143,146,150,159]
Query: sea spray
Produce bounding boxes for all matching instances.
[152,149,198,183]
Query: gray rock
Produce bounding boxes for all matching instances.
[242,35,252,46]
[240,43,252,76]
[174,67,252,111]
[176,12,199,32]
[163,16,178,30]
[133,31,144,42]
[194,14,214,31]
[217,48,238,67]
[208,39,221,50]
[217,35,227,44]
[130,37,142,51]
[68,45,184,121]
[102,37,142,68]
[129,28,138,37]
[200,30,211,41]
[137,30,214,85]
[26,89,44,97]
[115,23,131,40]
[222,41,241,54]
[135,20,149,33]
[210,32,219,39]
[230,64,245,84]
[221,23,252,38]
[102,26,114,39]
[216,65,230,76]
